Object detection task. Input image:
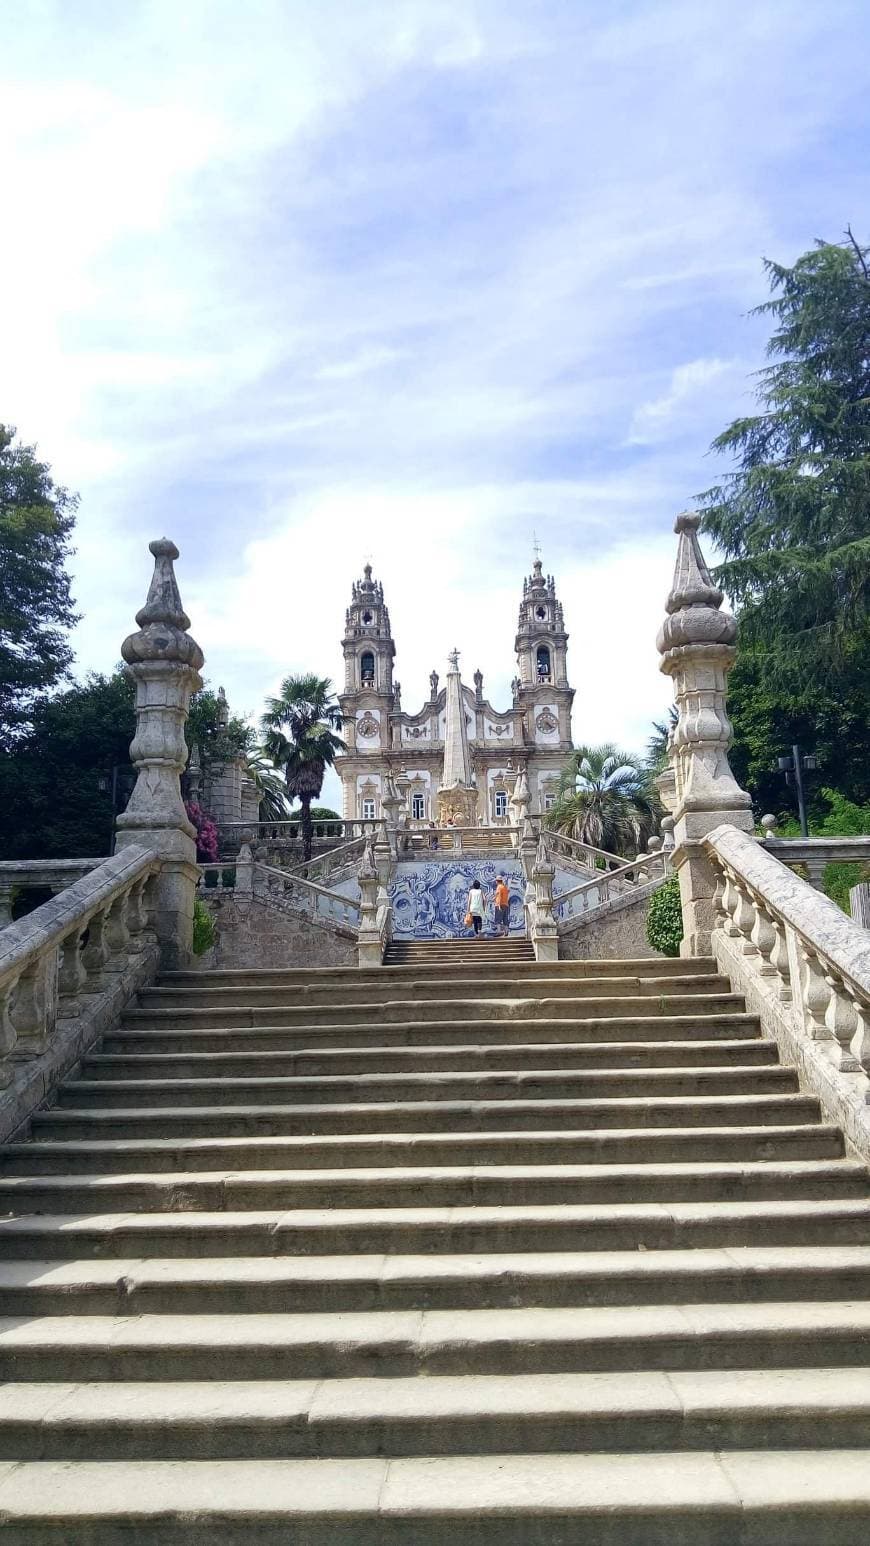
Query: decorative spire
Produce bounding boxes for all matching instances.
[657,512,735,654]
[448,647,460,672]
[439,648,476,815]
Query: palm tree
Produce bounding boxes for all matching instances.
[546,742,658,857]
[244,748,291,822]
[260,675,345,859]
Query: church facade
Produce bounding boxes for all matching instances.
[336,557,575,824]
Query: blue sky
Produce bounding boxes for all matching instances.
[4,0,869,806]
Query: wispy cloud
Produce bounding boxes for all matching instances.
[3,0,868,791]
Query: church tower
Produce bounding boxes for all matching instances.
[513,555,574,811]
[338,565,397,818]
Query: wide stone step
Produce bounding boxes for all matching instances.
[56,1065,799,1109]
[138,973,732,1010]
[33,1091,822,1140]
[0,1159,862,1215]
[2,1198,868,1260]
[84,1037,777,1080]
[3,1302,870,1381]
[104,1011,764,1052]
[4,1366,870,1461]
[4,1122,841,1175]
[2,1451,869,1545]
[121,991,746,1027]
[161,956,717,987]
[3,1245,869,1315]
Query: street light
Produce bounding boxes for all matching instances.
[776,744,818,838]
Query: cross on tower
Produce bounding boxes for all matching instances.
[448,647,460,671]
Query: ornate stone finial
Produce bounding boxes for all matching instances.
[116,538,204,968]
[448,647,460,672]
[657,511,752,955]
[761,813,778,838]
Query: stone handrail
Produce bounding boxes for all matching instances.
[705,823,870,1156]
[554,848,669,927]
[541,828,635,874]
[761,834,870,889]
[403,825,520,854]
[0,860,103,926]
[284,834,369,883]
[0,844,160,1094]
[200,861,360,932]
[220,817,387,843]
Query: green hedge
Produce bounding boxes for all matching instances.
[646,875,683,957]
[192,897,215,956]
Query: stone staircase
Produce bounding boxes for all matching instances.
[0,953,869,1540]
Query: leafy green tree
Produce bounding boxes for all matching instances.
[0,425,79,746]
[187,685,253,764]
[245,748,291,821]
[0,669,135,859]
[698,235,870,812]
[261,675,345,859]
[546,743,658,857]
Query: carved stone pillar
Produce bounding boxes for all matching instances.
[115,539,204,969]
[531,835,559,962]
[657,513,754,957]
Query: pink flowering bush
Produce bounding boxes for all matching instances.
[185,801,219,863]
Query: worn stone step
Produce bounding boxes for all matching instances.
[56,1065,799,1110]
[2,1451,870,1546]
[2,1246,869,1315]
[0,1158,862,1215]
[138,974,732,1011]
[4,1122,842,1176]
[84,1037,778,1081]
[3,1367,870,1461]
[33,1091,822,1140]
[120,991,747,1027]
[3,1302,870,1382]
[161,957,718,987]
[1,1198,868,1260]
[104,1011,764,1053]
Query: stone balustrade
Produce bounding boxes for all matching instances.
[401,825,521,854]
[0,860,102,927]
[199,861,360,933]
[553,846,670,929]
[706,823,870,1158]
[760,826,870,893]
[0,845,161,1141]
[541,829,637,875]
[219,817,386,853]
[284,834,370,886]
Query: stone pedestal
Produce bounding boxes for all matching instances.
[115,539,204,970]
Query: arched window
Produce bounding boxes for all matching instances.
[360,651,375,687]
[536,645,551,682]
[494,790,508,820]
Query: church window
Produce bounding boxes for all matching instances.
[362,610,373,623]
[536,605,547,620]
[411,792,426,821]
[543,791,557,811]
[494,790,508,819]
[536,645,551,682]
[360,651,375,686]
[361,797,376,820]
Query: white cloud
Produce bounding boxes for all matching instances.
[627,359,736,445]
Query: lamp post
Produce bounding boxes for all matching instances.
[776,744,818,838]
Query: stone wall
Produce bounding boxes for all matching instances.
[197,894,357,970]
[558,891,662,960]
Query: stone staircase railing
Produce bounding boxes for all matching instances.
[200,861,360,934]
[0,859,102,926]
[397,824,520,854]
[760,828,870,904]
[540,828,638,875]
[283,834,370,885]
[706,822,870,1159]
[0,845,161,1141]
[219,816,387,857]
[554,845,670,931]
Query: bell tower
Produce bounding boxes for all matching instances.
[513,555,574,809]
[337,564,397,818]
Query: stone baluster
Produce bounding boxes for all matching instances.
[81,907,112,987]
[850,883,870,929]
[768,916,793,1003]
[800,947,833,1042]
[0,883,14,930]
[103,893,132,973]
[732,882,760,964]
[849,994,870,1075]
[10,952,57,1059]
[656,513,754,955]
[115,538,204,969]
[0,973,20,1087]
[823,971,860,1072]
[235,841,254,900]
[748,895,778,981]
[58,926,88,1006]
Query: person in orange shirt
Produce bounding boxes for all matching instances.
[493,875,511,937]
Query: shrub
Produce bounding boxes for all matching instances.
[646,875,683,957]
[192,897,215,956]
